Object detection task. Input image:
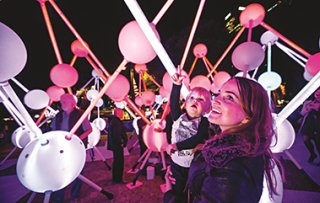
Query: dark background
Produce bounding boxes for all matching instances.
[0,0,319,118]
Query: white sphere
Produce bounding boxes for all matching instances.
[93,117,106,131]
[24,89,50,110]
[16,131,86,193]
[11,126,36,149]
[87,123,101,149]
[271,118,295,153]
[258,71,282,91]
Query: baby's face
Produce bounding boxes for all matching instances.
[185,91,207,119]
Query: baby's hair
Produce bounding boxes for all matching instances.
[186,86,212,113]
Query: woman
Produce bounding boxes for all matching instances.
[184,77,282,202]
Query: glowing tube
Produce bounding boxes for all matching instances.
[123,0,189,98]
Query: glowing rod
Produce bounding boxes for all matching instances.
[123,0,189,98]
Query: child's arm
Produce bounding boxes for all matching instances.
[169,84,183,120]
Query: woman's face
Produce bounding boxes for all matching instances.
[208,79,247,131]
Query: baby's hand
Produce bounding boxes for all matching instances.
[171,65,185,85]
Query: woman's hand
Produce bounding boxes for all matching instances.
[165,144,177,155]
[192,143,205,154]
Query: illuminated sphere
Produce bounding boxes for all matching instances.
[86,89,99,101]
[213,71,231,88]
[93,117,106,131]
[259,159,283,203]
[143,119,168,152]
[141,90,156,106]
[303,69,313,81]
[134,95,144,107]
[0,22,27,82]
[239,3,265,28]
[193,43,208,58]
[46,85,65,102]
[87,123,101,149]
[162,71,190,92]
[24,89,50,110]
[71,40,89,57]
[105,74,130,102]
[118,20,160,64]
[134,64,147,74]
[258,71,282,91]
[11,126,36,149]
[270,118,295,153]
[210,83,220,94]
[50,63,79,88]
[16,130,86,192]
[260,31,278,46]
[305,52,320,76]
[231,41,265,71]
[189,75,211,91]
[95,98,104,108]
[91,69,101,78]
[159,86,170,99]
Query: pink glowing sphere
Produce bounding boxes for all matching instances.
[143,119,168,152]
[193,43,208,58]
[50,64,79,88]
[141,90,156,106]
[210,83,220,94]
[239,3,265,28]
[305,52,320,76]
[118,20,160,64]
[134,64,147,74]
[189,75,211,91]
[71,40,89,57]
[105,74,130,102]
[46,86,65,102]
[213,71,231,88]
[231,41,265,71]
[134,95,144,107]
[162,71,190,92]
[0,22,27,82]
[159,86,170,99]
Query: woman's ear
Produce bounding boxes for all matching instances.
[241,117,250,124]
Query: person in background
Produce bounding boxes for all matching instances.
[50,93,92,203]
[163,66,212,203]
[107,107,128,183]
[298,88,320,164]
[183,76,282,202]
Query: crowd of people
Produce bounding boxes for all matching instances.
[1,69,319,203]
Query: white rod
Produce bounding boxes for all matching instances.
[276,72,320,126]
[275,42,306,68]
[11,77,29,93]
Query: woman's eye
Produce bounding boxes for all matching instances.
[224,95,234,101]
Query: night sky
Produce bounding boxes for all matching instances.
[0,0,319,118]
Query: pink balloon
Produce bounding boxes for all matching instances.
[141,90,156,106]
[210,83,220,94]
[46,85,65,102]
[71,40,89,57]
[213,71,231,88]
[134,64,147,74]
[0,22,27,82]
[143,119,168,152]
[231,41,265,71]
[105,74,130,102]
[162,71,190,92]
[193,43,207,58]
[50,64,79,88]
[305,52,320,76]
[159,86,170,99]
[134,95,144,107]
[118,20,160,64]
[239,3,265,28]
[189,75,211,91]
